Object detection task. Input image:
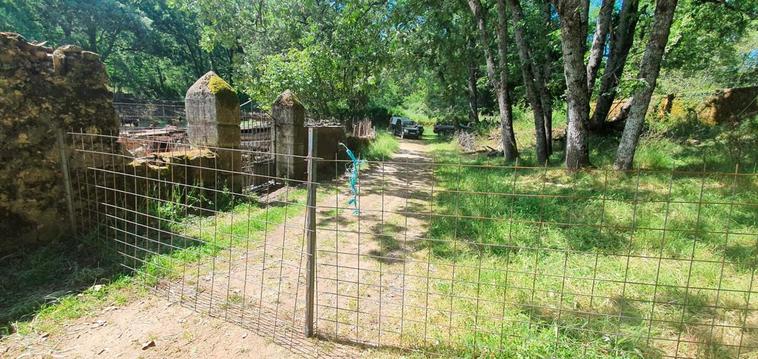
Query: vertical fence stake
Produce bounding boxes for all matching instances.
[56,128,76,231]
[304,127,318,337]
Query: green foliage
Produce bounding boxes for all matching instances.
[363,131,400,161]
[0,0,233,99]
[611,0,757,102]
[665,0,757,81]
[182,0,396,119]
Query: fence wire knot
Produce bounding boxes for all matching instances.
[339,143,364,215]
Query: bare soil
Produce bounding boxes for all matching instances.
[1,138,434,358]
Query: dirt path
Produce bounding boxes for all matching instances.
[1,138,435,358]
[314,139,435,347]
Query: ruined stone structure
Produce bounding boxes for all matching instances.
[603,86,758,125]
[698,86,758,125]
[185,71,242,190]
[0,32,118,253]
[272,90,307,180]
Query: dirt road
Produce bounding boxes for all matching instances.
[1,138,434,358]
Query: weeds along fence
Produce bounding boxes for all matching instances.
[64,129,757,358]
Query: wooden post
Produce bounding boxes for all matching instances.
[56,128,76,230]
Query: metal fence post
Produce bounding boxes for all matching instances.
[304,126,318,337]
[56,128,76,231]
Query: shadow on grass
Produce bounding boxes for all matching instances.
[0,187,306,337]
[0,235,124,337]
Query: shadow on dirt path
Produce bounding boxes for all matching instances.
[0,138,436,358]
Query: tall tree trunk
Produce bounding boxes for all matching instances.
[539,68,553,155]
[468,0,519,161]
[85,22,98,53]
[554,0,591,169]
[506,0,548,164]
[539,0,556,155]
[466,37,480,125]
[494,0,519,160]
[590,0,640,129]
[586,0,615,92]
[614,0,678,170]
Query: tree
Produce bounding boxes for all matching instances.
[0,0,238,99]
[536,0,559,155]
[614,0,679,170]
[506,0,549,164]
[553,0,591,169]
[590,0,640,129]
[586,0,615,92]
[390,0,486,124]
[466,36,481,124]
[468,0,519,161]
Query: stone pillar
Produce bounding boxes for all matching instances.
[272,90,307,180]
[185,71,242,189]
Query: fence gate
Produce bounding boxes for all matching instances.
[309,149,757,358]
[240,110,275,182]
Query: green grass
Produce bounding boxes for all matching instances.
[478,106,757,173]
[0,235,127,336]
[10,276,140,336]
[127,187,308,285]
[363,131,400,161]
[2,187,308,337]
[414,131,757,358]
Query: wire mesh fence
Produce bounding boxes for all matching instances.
[114,101,186,128]
[312,152,757,358]
[66,130,345,356]
[65,130,757,358]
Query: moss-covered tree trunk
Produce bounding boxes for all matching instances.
[466,36,480,125]
[586,0,615,92]
[506,0,549,164]
[590,0,640,129]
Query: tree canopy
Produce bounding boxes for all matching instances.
[2,0,756,166]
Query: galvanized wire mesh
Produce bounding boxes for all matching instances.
[312,153,757,358]
[66,130,757,358]
[114,101,186,128]
[66,130,353,357]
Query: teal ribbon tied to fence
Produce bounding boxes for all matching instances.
[339,143,364,215]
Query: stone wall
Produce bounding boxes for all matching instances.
[602,86,758,125]
[0,32,118,253]
[697,86,758,125]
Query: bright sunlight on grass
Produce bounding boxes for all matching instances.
[363,131,400,161]
[415,136,757,358]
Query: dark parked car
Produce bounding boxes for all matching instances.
[393,118,424,139]
[434,121,472,135]
[389,116,403,131]
[433,122,456,135]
